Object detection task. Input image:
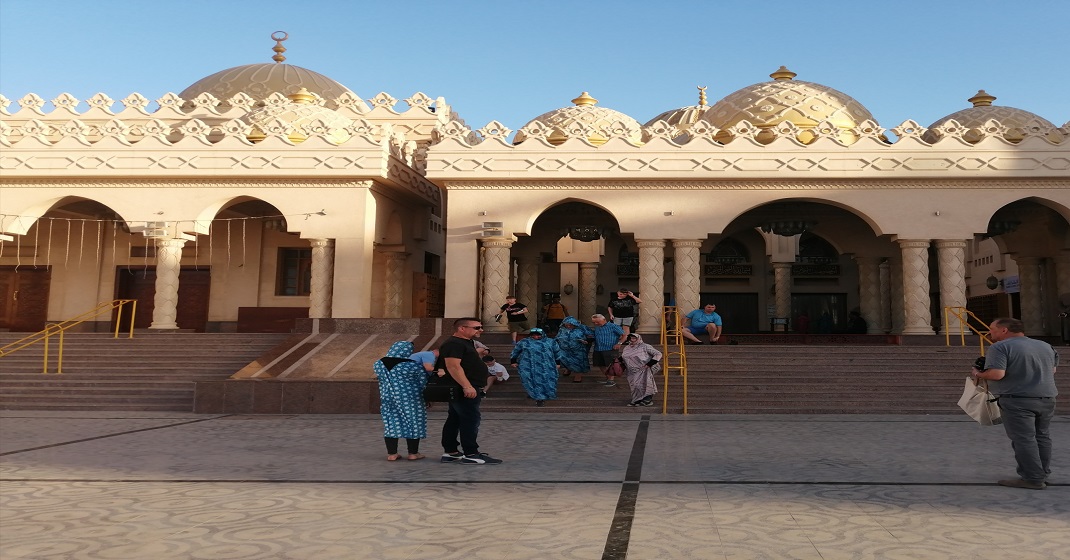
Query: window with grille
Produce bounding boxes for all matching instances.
[277,248,312,296]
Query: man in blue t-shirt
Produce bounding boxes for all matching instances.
[682,303,723,344]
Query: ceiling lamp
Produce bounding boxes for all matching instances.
[760,220,816,237]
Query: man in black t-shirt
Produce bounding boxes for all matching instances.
[607,288,642,335]
[437,317,502,465]
[499,296,530,343]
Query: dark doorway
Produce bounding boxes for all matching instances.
[115,268,211,332]
[792,293,848,333]
[0,267,51,332]
[700,292,760,334]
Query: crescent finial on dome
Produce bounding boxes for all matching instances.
[770,66,797,81]
[698,86,707,107]
[572,92,598,106]
[271,31,288,63]
[968,90,996,107]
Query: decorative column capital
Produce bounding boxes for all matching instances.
[933,239,968,250]
[1014,255,1041,265]
[580,262,600,271]
[481,238,513,250]
[636,239,666,249]
[897,239,931,250]
[671,239,703,249]
[309,238,334,249]
[154,238,187,249]
[853,255,879,266]
[772,262,792,270]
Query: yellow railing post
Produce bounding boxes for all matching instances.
[128,300,137,339]
[942,306,993,356]
[56,327,65,374]
[660,305,688,415]
[42,325,51,374]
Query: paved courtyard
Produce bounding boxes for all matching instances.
[1,410,1067,559]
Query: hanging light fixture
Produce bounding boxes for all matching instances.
[760,220,817,237]
[562,226,602,242]
[759,203,816,237]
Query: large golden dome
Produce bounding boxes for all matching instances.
[178,32,354,103]
[699,66,877,144]
[644,86,712,135]
[514,92,643,146]
[924,90,1060,143]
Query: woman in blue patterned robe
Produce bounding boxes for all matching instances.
[554,316,592,380]
[510,328,559,406]
[374,340,429,460]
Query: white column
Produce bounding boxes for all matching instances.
[579,262,599,320]
[772,262,792,329]
[381,248,408,318]
[516,257,539,320]
[672,239,702,314]
[1015,256,1044,335]
[879,260,892,333]
[149,238,186,330]
[898,239,934,335]
[481,239,512,333]
[308,239,335,319]
[637,239,665,334]
[934,240,968,335]
[855,256,882,334]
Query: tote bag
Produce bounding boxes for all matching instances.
[957,377,1002,426]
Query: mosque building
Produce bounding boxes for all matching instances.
[2,35,1068,340]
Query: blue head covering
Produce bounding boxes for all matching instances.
[379,340,416,371]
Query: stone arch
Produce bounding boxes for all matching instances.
[519,197,618,236]
[2,195,132,236]
[723,196,886,239]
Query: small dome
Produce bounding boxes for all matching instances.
[924,90,1060,143]
[700,66,877,144]
[644,86,712,134]
[179,32,354,103]
[241,88,353,144]
[514,92,643,145]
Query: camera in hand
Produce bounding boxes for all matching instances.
[973,356,987,370]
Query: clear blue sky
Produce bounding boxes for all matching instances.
[1,0,1067,132]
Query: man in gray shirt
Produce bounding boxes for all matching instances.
[972,317,1059,490]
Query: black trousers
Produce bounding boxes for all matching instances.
[441,395,482,455]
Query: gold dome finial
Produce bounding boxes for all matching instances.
[698,86,708,107]
[288,87,315,104]
[572,92,598,106]
[968,89,996,107]
[770,66,797,81]
[271,31,288,63]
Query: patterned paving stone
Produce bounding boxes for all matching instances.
[1,411,1066,559]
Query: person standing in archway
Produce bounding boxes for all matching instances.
[607,288,641,335]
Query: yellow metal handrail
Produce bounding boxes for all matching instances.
[943,306,993,356]
[660,305,688,414]
[0,299,137,373]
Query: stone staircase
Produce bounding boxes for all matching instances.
[0,332,291,411]
[1,329,1065,414]
[478,342,1070,414]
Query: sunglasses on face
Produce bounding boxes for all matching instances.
[464,325,484,330]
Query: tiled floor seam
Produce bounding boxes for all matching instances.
[0,415,232,456]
